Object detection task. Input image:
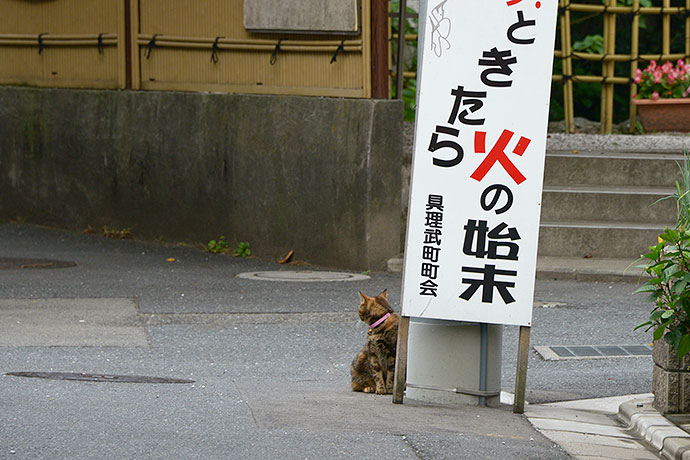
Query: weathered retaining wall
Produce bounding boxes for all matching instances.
[0,87,403,270]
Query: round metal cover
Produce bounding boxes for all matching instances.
[236,270,370,282]
[0,257,76,269]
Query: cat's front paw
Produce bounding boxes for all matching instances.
[375,387,387,395]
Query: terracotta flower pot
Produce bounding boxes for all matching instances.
[633,98,690,133]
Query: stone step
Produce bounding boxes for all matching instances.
[389,254,646,281]
[537,221,668,259]
[544,150,685,187]
[541,185,677,224]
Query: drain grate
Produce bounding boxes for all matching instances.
[5,372,194,384]
[534,344,652,361]
[0,257,76,269]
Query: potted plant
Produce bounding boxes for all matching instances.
[632,60,690,132]
[636,153,690,414]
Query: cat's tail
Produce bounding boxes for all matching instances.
[350,349,375,393]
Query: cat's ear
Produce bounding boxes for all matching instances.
[378,289,388,299]
[359,291,367,302]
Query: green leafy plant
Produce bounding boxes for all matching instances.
[390,0,418,121]
[207,236,229,254]
[573,34,604,55]
[402,78,417,122]
[102,226,132,240]
[233,242,251,258]
[635,153,690,358]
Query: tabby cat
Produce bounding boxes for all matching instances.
[350,289,399,395]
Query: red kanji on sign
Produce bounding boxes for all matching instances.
[471,129,530,184]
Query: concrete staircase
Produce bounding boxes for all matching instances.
[538,150,682,260]
[391,131,689,280]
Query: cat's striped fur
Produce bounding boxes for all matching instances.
[350,289,399,394]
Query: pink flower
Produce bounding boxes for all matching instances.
[662,61,673,73]
[652,91,660,100]
[634,75,642,83]
[679,59,686,68]
[654,70,663,84]
[649,60,657,71]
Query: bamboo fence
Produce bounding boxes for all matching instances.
[557,0,690,133]
[390,1,690,133]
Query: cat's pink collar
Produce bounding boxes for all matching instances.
[368,312,391,332]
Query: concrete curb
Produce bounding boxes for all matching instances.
[619,398,690,459]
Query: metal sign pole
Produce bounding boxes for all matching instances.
[479,322,488,406]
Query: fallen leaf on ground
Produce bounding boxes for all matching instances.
[278,250,294,264]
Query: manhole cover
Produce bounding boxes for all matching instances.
[5,371,194,384]
[0,257,76,269]
[534,345,652,361]
[236,270,370,282]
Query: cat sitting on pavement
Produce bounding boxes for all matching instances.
[350,289,399,395]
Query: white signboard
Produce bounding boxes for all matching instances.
[401,0,558,326]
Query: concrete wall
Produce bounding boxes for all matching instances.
[0,87,403,270]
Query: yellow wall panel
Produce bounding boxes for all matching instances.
[43,48,119,84]
[0,0,372,96]
[42,0,119,35]
[0,47,43,82]
[0,0,124,88]
[0,0,43,34]
[133,0,372,97]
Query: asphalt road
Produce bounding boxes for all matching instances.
[0,223,654,459]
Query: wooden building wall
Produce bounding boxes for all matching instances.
[0,0,373,97]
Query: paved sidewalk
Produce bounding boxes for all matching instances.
[0,223,673,459]
[526,394,663,459]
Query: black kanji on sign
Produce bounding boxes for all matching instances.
[424,228,442,245]
[422,245,441,263]
[420,279,439,297]
[478,47,517,87]
[426,194,444,211]
[460,264,517,304]
[507,11,536,45]
[425,211,443,228]
[447,86,487,126]
[463,219,521,260]
[429,126,464,167]
[421,262,440,279]
[420,193,444,297]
